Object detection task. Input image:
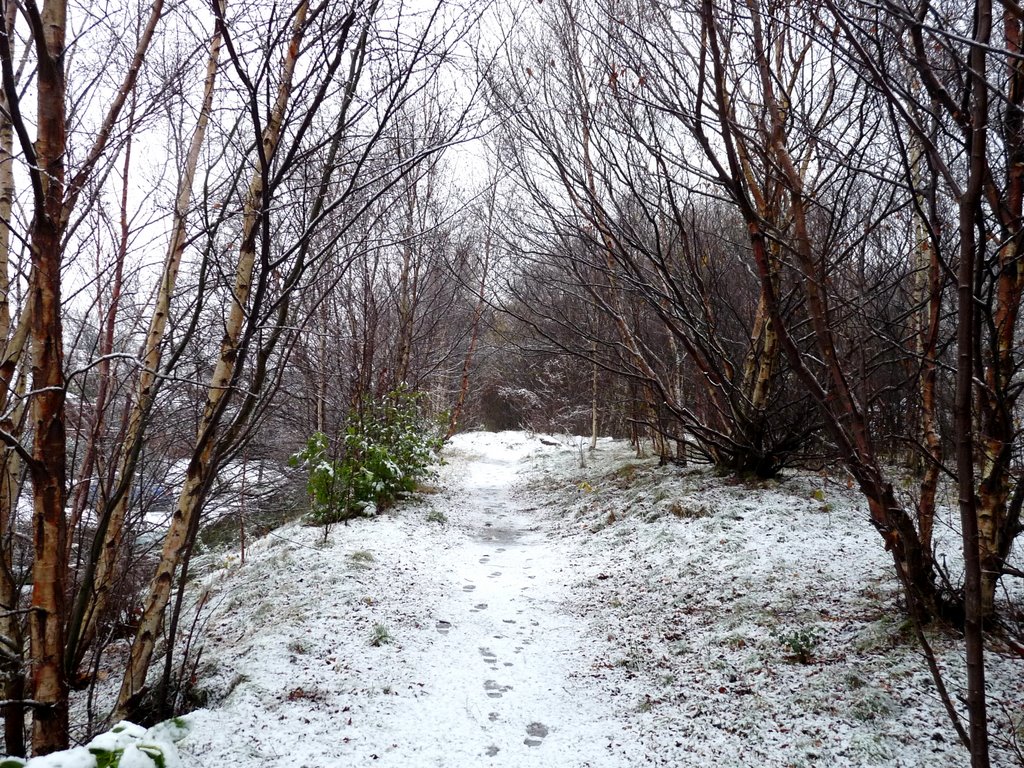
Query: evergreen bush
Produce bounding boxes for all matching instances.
[290,387,443,525]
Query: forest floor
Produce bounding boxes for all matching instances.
[173,431,1024,767]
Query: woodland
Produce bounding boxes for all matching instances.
[0,0,1021,766]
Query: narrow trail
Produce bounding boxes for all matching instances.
[376,444,639,766]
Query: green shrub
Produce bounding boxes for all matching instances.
[290,387,443,525]
[777,627,823,664]
[5,720,189,768]
[426,509,448,524]
[370,623,393,646]
[289,431,340,523]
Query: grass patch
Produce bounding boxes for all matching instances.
[668,500,710,519]
[348,550,376,567]
[369,623,393,647]
[426,509,448,524]
[605,462,648,489]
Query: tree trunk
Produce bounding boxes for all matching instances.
[975,4,1024,618]
[0,376,27,756]
[0,0,25,751]
[67,8,224,675]
[589,356,598,451]
[26,0,70,753]
[115,1,309,719]
[907,99,942,561]
[956,2,992,764]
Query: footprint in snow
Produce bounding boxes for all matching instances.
[475,603,488,610]
[463,584,476,592]
[489,571,501,579]
[485,745,500,757]
[484,680,512,698]
[436,620,452,634]
[479,555,491,564]
[524,722,549,747]
[479,647,498,664]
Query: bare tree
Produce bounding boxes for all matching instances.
[0,0,164,751]
[114,0,479,720]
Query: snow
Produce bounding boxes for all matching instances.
[6,747,94,768]
[84,722,147,753]
[178,431,643,766]
[5,721,183,768]
[85,431,1023,766]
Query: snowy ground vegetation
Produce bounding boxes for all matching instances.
[52,431,1017,768]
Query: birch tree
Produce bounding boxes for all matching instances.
[0,0,164,751]
[64,4,226,677]
[114,0,476,720]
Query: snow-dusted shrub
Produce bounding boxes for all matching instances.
[1,720,187,768]
[369,622,393,646]
[776,627,823,664]
[290,388,443,525]
[289,431,339,523]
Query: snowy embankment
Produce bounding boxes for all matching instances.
[170,431,1021,767]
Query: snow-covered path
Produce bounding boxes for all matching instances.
[178,433,639,767]
[384,442,638,765]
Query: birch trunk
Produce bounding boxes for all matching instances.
[0,433,25,756]
[115,2,309,719]
[909,115,942,560]
[589,356,598,451]
[66,9,224,674]
[740,295,775,414]
[26,0,70,752]
[975,5,1024,618]
[954,5,992,763]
